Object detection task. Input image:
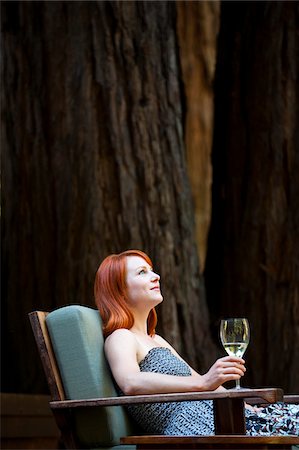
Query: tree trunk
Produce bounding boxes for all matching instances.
[205,2,299,392]
[176,1,220,272]
[1,1,216,393]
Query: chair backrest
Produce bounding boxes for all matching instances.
[29,305,136,449]
[29,311,65,401]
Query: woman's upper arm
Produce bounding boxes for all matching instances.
[104,329,140,392]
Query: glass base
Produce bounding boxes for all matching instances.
[228,386,251,391]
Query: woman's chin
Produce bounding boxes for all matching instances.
[156,294,163,304]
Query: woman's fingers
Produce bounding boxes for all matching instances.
[204,357,247,390]
[217,360,246,377]
[220,356,245,364]
[215,358,245,369]
[221,361,246,369]
[222,366,245,376]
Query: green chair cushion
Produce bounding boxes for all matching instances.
[46,305,136,448]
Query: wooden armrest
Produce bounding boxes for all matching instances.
[50,388,284,436]
[283,394,299,403]
[245,393,299,406]
[50,388,283,410]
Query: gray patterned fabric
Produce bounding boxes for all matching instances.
[120,347,299,436]
[123,347,214,435]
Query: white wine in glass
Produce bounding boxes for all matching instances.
[220,318,250,389]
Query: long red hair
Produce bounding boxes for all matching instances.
[94,250,158,337]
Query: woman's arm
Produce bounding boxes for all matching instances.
[104,329,246,395]
[154,334,234,392]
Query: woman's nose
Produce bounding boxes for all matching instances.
[151,271,160,281]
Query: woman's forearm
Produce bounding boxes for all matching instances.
[119,356,245,395]
[121,371,207,396]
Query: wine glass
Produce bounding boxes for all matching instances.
[220,318,250,389]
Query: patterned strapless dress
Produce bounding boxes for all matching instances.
[120,347,299,436]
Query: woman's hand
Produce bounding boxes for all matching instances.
[200,356,246,391]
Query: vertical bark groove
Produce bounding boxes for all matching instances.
[205,2,299,392]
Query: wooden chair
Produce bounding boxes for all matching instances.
[29,305,299,450]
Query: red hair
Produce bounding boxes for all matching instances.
[94,250,158,337]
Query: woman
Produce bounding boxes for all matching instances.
[94,249,299,436]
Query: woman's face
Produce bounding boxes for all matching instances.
[125,255,163,310]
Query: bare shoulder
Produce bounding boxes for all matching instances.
[106,328,135,341]
[105,329,137,352]
[104,329,140,373]
[153,334,173,348]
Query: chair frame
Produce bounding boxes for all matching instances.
[29,310,299,450]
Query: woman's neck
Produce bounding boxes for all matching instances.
[130,322,148,336]
[129,310,150,336]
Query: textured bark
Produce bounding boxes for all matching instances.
[205,2,299,392]
[1,1,216,393]
[176,1,220,272]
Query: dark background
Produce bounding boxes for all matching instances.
[1,1,298,395]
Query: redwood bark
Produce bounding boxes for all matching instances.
[205,2,299,392]
[1,1,216,393]
[176,1,220,272]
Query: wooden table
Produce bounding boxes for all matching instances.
[121,435,299,449]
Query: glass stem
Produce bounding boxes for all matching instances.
[235,379,241,389]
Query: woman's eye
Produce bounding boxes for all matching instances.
[138,269,146,275]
